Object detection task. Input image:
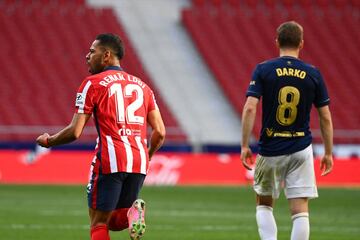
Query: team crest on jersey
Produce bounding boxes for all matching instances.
[266,128,274,137]
[75,93,84,106]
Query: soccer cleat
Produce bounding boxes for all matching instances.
[127,199,146,240]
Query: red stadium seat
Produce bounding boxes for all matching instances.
[183,0,360,143]
[0,1,186,143]
[263,0,277,9]
[226,0,241,8]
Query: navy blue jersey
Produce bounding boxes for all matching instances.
[246,56,330,156]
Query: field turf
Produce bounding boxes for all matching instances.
[0,185,359,240]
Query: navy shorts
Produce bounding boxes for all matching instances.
[87,172,145,211]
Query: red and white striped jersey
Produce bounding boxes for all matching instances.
[75,66,158,175]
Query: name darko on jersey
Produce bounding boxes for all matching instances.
[276,67,307,79]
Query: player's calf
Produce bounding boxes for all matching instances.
[108,208,130,231]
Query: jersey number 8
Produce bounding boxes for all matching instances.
[276,86,300,126]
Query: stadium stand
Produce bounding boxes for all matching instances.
[182,0,360,143]
[0,0,186,143]
[99,0,242,147]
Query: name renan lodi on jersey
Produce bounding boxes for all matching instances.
[99,72,146,89]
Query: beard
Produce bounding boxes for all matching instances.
[88,62,104,75]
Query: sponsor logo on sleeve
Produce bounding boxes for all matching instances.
[75,93,84,106]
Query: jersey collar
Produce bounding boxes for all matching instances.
[280,56,298,60]
[103,66,123,71]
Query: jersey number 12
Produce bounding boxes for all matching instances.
[110,83,144,125]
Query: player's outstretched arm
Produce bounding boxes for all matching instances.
[241,96,259,170]
[36,113,91,148]
[147,110,166,160]
[317,105,334,176]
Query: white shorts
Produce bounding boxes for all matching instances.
[253,144,318,199]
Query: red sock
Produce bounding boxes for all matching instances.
[90,224,110,240]
[108,208,130,231]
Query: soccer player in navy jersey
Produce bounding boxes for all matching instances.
[36,33,166,240]
[241,21,333,240]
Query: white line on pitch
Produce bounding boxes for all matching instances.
[3,224,359,233]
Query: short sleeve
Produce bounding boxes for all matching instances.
[313,70,330,108]
[148,90,159,112]
[246,64,263,99]
[75,79,94,114]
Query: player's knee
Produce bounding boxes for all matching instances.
[90,211,112,227]
[257,195,274,207]
[289,198,308,215]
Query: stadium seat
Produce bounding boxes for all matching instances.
[182,0,360,143]
[0,0,186,143]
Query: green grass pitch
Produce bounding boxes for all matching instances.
[0,185,359,239]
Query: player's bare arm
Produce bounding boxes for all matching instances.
[241,96,259,170]
[36,113,91,148]
[317,105,334,176]
[147,109,166,160]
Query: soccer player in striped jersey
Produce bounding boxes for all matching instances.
[36,33,165,240]
[241,21,333,240]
